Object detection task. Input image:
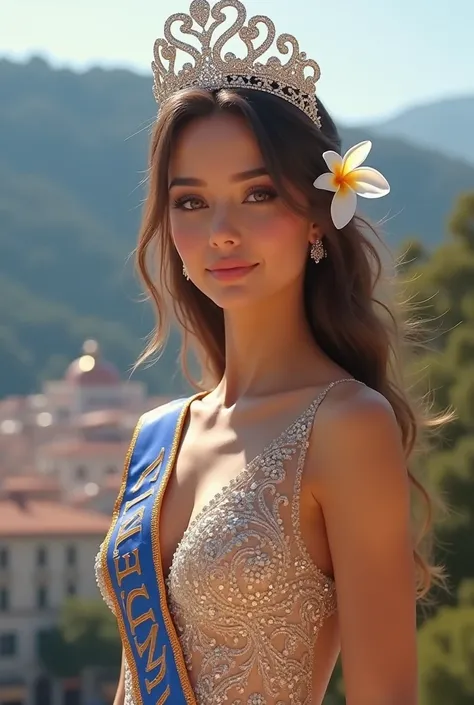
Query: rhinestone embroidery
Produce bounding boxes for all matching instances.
[95,380,361,705]
[152,0,322,126]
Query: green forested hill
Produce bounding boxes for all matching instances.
[1,56,474,397]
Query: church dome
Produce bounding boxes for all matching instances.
[65,340,120,386]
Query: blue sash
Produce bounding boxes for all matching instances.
[102,396,199,705]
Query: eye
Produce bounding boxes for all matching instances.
[245,186,278,203]
[172,195,207,211]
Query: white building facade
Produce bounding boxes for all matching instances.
[0,493,113,705]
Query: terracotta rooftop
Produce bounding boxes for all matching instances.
[0,475,60,494]
[38,440,128,458]
[0,498,111,536]
[76,409,133,428]
[65,340,121,387]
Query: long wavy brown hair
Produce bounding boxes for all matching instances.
[135,86,447,599]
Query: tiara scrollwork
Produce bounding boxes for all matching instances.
[152,0,322,126]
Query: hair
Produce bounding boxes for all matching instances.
[134,86,448,600]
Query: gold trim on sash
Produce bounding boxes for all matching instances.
[101,394,205,705]
[101,416,145,705]
[150,395,207,705]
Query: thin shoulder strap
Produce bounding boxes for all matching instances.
[316,377,364,407]
[303,377,365,447]
[294,376,365,486]
[292,378,365,570]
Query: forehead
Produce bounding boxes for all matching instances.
[169,113,264,176]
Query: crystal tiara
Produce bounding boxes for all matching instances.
[152,0,322,127]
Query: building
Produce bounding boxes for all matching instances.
[0,341,172,705]
[0,485,112,705]
[0,341,171,502]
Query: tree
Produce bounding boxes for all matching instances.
[39,598,121,678]
[403,192,474,597]
[324,193,474,703]
[418,580,474,705]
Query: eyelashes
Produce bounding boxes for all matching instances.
[172,195,204,210]
[246,186,278,204]
[171,185,278,211]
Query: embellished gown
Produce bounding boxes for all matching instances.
[95,384,347,705]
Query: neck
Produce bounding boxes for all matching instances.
[211,285,329,406]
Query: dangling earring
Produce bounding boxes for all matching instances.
[310,239,326,264]
[182,264,190,280]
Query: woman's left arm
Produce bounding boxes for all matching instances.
[312,387,418,705]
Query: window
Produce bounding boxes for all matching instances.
[34,675,52,705]
[36,546,47,567]
[65,545,77,567]
[36,629,48,657]
[75,465,87,481]
[0,632,17,656]
[0,547,9,568]
[0,588,9,611]
[66,582,77,597]
[36,586,48,610]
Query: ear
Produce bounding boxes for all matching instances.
[309,223,324,244]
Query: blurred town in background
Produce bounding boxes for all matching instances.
[1,0,474,703]
[0,339,171,705]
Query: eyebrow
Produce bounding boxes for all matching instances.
[168,166,268,189]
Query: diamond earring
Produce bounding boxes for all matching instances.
[182,264,190,280]
[310,239,326,264]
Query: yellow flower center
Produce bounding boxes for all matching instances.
[333,166,357,191]
[334,171,346,187]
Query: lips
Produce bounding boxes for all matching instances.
[207,261,259,281]
[208,259,256,272]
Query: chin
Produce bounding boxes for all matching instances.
[204,283,269,311]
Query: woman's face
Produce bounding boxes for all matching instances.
[168,112,317,310]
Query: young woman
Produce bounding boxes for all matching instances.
[96,2,443,704]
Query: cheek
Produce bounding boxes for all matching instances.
[170,205,310,269]
[169,212,203,261]
[249,208,309,264]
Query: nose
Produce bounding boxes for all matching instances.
[209,206,241,249]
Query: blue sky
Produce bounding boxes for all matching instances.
[1,0,473,124]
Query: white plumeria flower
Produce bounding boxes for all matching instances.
[313,140,390,230]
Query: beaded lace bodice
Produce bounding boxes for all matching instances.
[95,382,356,705]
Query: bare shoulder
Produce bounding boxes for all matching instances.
[315,380,397,432]
[305,382,418,702]
[306,381,405,493]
